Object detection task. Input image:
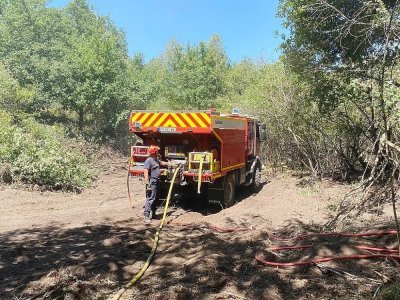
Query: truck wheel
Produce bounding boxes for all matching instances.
[223,173,236,208]
[250,166,262,192]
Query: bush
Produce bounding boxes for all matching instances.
[0,112,94,190]
[377,282,400,300]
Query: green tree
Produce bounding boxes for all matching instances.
[165,35,229,109]
[279,0,400,176]
[222,59,263,111]
[279,0,400,237]
[125,54,169,110]
[0,62,33,112]
[0,0,130,140]
[0,0,67,111]
[58,0,129,139]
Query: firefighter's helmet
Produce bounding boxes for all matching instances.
[148,145,160,155]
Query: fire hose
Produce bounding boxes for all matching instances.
[111,166,181,300]
[197,155,205,194]
[127,160,400,288]
[270,230,399,241]
[127,163,400,271]
[256,230,400,268]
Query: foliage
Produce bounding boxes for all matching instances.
[0,111,94,190]
[279,0,398,72]
[139,57,170,110]
[377,281,400,300]
[278,0,400,179]
[61,0,129,140]
[223,61,341,175]
[2,0,398,192]
[0,0,130,140]
[164,35,229,109]
[0,62,34,112]
[223,62,302,169]
[0,59,92,190]
[0,0,66,111]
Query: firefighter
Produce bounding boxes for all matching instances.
[143,145,169,223]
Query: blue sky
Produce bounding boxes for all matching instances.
[50,0,286,63]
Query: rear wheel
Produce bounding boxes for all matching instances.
[250,166,262,192]
[223,173,236,208]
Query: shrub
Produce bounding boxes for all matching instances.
[0,112,94,190]
[377,282,400,300]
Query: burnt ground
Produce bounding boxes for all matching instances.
[1,156,399,300]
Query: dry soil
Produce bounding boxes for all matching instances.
[0,156,398,300]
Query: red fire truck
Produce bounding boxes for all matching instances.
[129,109,266,207]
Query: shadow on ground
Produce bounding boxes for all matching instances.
[166,179,271,218]
[1,217,398,299]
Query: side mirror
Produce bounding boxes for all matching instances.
[259,123,267,141]
[260,130,267,142]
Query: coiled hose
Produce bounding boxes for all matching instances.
[111,166,181,300]
[256,230,400,267]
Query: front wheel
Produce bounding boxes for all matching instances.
[222,173,236,208]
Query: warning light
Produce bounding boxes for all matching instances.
[232,108,240,115]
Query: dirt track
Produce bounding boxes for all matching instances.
[0,159,398,299]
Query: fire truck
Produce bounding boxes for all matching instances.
[128,109,266,207]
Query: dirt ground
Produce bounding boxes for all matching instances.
[1,156,399,300]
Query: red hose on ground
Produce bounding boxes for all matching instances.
[271,230,399,242]
[355,245,399,253]
[268,244,398,253]
[257,230,400,268]
[255,253,400,267]
[166,220,399,267]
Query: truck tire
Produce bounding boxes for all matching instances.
[250,165,262,192]
[223,173,236,208]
